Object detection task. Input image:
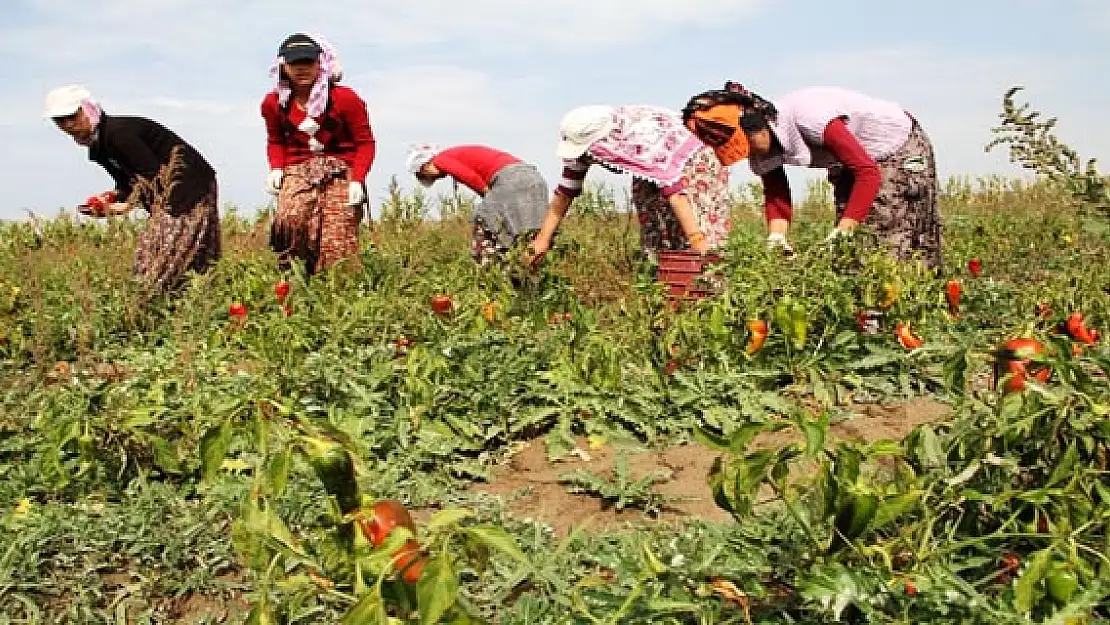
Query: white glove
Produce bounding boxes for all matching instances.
[347,181,366,206]
[766,233,795,257]
[265,169,284,195]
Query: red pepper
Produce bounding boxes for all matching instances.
[994,338,1050,393]
[895,323,924,350]
[745,319,768,355]
[945,280,961,315]
[968,258,982,277]
[1065,311,1096,345]
[274,281,290,301]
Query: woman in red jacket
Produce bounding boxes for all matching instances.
[405,144,548,265]
[261,33,376,275]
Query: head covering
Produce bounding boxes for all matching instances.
[405,143,442,186]
[270,33,343,119]
[278,33,322,63]
[556,105,616,159]
[570,105,703,188]
[723,81,777,121]
[682,102,750,166]
[44,85,102,127]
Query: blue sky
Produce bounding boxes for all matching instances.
[1,0,1108,221]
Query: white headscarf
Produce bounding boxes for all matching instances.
[405,143,442,175]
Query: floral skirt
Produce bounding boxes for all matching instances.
[630,145,731,257]
[831,119,942,269]
[271,156,363,275]
[133,178,221,295]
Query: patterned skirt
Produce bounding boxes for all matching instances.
[271,156,363,276]
[831,119,942,269]
[471,164,548,266]
[133,178,222,295]
[630,145,731,258]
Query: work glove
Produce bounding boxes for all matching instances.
[766,232,795,258]
[265,169,284,195]
[347,181,366,206]
[824,228,853,244]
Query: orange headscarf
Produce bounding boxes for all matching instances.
[684,103,750,166]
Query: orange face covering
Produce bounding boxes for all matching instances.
[685,104,750,166]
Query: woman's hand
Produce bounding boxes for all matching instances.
[688,232,710,254]
[525,234,551,267]
[77,190,118,218]
[667,193,711,254]
[525,192,573,268]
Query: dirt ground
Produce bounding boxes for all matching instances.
[470,398,951,536]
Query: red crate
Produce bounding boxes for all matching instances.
[655,250,723,303]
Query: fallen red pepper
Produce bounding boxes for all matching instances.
[895,323,924,350]
[993,338,1051,393]
[1065,311,1097,345]
[945,280,961,315]
[745,319,768,355]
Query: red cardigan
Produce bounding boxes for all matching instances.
[261,85,377,181]
[762,118,882,223]
[430,145,521,194]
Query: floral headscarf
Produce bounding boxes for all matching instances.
[270,33,344,119]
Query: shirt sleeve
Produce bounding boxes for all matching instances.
[431,151,488,194]
[761,166,793,223]
[659,177,689,199]
[260,94,286,170]
[555,158,590,198]
[100,162,132,200]
[336,88,376,181]
[822,118,880,222]
[107,127,163,178]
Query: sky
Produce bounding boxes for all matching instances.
[2,0,1109,221]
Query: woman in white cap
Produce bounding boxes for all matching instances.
[261,32,376,276]
[44,85,222,295]
[405,143,548,265]
[526,105,731,266]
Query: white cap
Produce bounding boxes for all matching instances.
[556,105,615,160]
[405,143,441,185]
[44,85,93,118]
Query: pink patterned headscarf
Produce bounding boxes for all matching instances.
[80,99,102,128]
[270,33,343,119]
[583,105,703,187]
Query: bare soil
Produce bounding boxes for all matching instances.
[470,397,951,536]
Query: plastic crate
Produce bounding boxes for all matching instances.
[655,250,723,303]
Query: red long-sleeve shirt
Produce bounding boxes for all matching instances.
[261,85,377,181]
[430,145,521,194]
[762,118,881,223]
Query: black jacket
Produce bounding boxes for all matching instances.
[88,114,216,214]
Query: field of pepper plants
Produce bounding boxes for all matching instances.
[1,89,1109,624]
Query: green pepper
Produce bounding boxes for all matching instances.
[77,432,96,462]
[774,299,793,340]
[303,437,360,515]
[1045,563,1079,604]
[789,301,808,351]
